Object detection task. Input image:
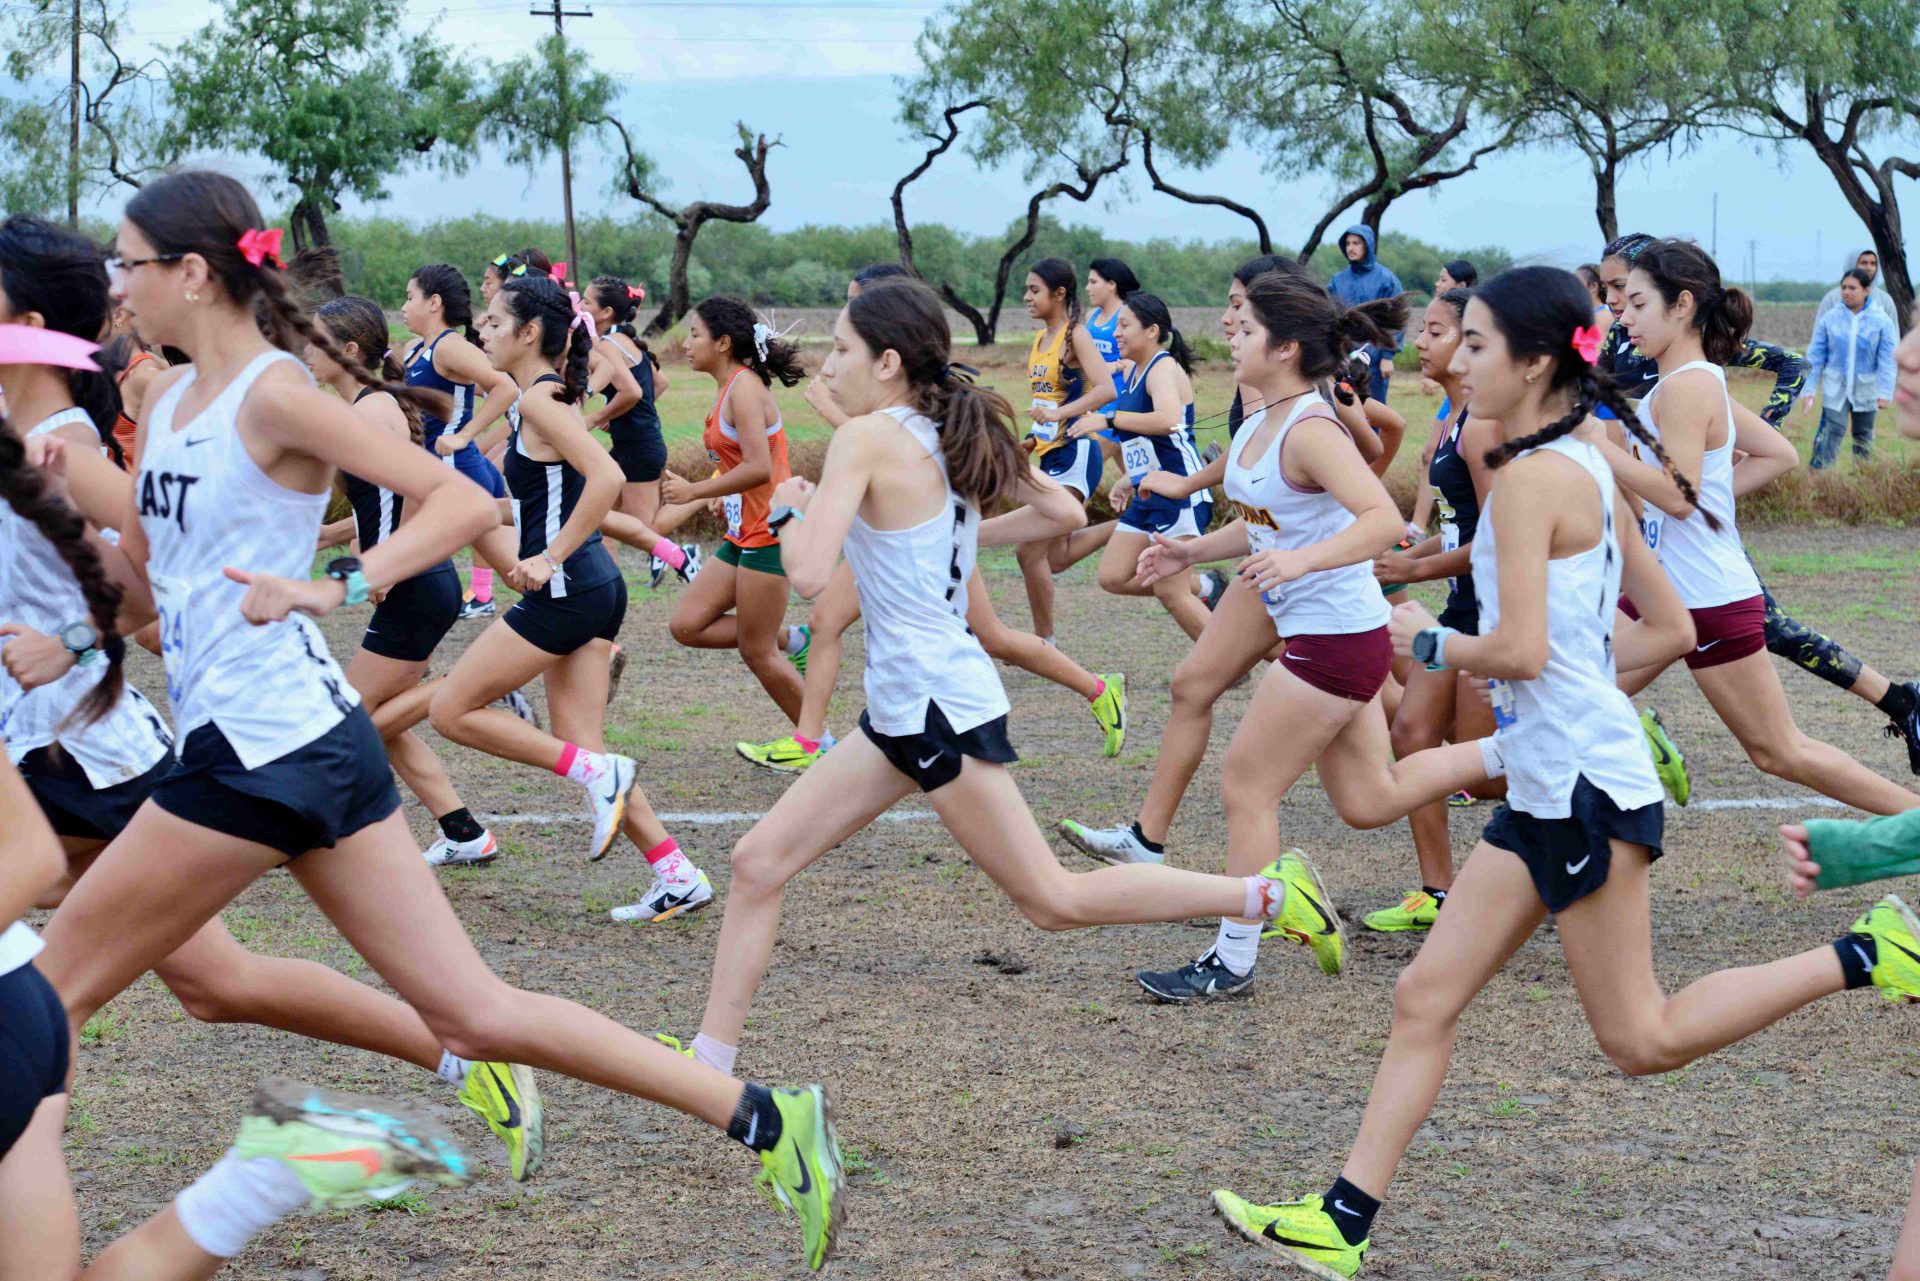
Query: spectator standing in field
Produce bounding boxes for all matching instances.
[1328,225,1405,402]
[1801,268,1897,468]
[1816,249,1900,328]
[1435,258,1477,291]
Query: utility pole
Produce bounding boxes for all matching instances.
[68,0,81,228]
[531,0,591,278]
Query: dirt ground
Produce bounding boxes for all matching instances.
[60,525,1920,1280]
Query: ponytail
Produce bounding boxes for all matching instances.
[1120,292,1193,374]
[1629,239,1752,366]
[1242,270,1408,382]
[315,295,425,446]
[692,295,805,387]
[410,264,479,344]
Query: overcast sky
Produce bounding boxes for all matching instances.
[74,0,1919,280]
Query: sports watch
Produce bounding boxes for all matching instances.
[768,504,803,535]
[325,556,371,606]
[59,621,103,666]
[1411,625,1456,672]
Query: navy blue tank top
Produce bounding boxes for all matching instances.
[504,373,618,599]
[1110,351,1203,482]
[1429,404,1479,621]
[602,337,661,441]
[403,330,476,453]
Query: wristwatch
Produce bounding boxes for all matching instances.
[768,504,803,535]
[59,621,103,666]
[324,556,371,606]
[1411,625,1455,672]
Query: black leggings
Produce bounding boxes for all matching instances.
[1757,577,1863,691]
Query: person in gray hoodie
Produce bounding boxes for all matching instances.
[1817,248,1899,327]
[1326,224,1405,401]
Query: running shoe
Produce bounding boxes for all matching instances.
[456,1061,544,1182]
[1091,673,1127,757]
[238,1077,475,1208]
[1056,819,1164,865]
[1211,1189,1367,1279]
[458,596,496,621]
[1362,889,1440,933]
[1884,681,1920,776]
[649,555,667,589]
[653,1032,695,1058]
[610,870,714,924]
[1137,948,1255,1003]
[424,830,498,868]
[755,1084,848,1272]
[1640,707,1689,807]
[787,624,812,675]
[737,734,822,773]
[1853,895,1920,1003]
[678,543,703,582]
[1447,789,1475,807]
[1258,850,1345,977]
[496,688,542,729]
[585,754,637,861]
[1198,569,1228,612]
[607,644,627,705]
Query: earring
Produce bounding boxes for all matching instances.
[1525,373,1537,383]
[185,290,200,303]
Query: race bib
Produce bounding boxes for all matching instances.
[724,493,744,539]
[149,573,190,704]
[1029,399,1059,442]
[1640,512,1663,553]
[1121,436,1155,482]
[1487,677,1517,729]
[1440,520,1461,554]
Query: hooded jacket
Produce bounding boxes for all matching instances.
[1817,248,1898,327]
[1325,224,1404,356]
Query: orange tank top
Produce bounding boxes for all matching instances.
[111,350,156,472]
[703,367,790,548]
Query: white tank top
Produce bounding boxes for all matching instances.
[139,351,360,769]
[1223,391,1391,637]
[842,406,1009,736]
[1633,361,1760,609]
[26,405,99,445]
[0,496,171,788]
[1472,437,1662,818]
[0,920,41,979]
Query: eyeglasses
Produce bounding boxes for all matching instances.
[105,252,187,282]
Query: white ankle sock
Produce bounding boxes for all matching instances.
[436,1050,471,1085]
[1478,737,1506,780]
[1212,920,1261,975]
[175,1152,314,1258]
[691,1033,738,1076]
[1242,873,1283,920]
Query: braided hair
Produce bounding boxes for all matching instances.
[0,422,124,727]
[496,276,591,405]
[410,264,479,343]
[692,296,804,387]
[124,172,438,422]
[1473,266,1720,530]
[315,295,424,446]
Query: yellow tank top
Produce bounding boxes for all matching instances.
[1027,325,1076,455]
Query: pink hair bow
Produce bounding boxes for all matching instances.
[566,290,597,339]
[1570,323,1604,366]
[548,262,570,285]
[628,285,645,302]
[237,227,285,269]
[0,323,101,370]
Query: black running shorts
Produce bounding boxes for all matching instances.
[859,701,1018,793]
[1481,775,1664,913]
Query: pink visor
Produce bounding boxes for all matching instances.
[0,324,102,371]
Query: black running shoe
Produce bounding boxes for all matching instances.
[1198,570,1228,611]
[1137,949,1254,1003]
[1886,681,1920,776]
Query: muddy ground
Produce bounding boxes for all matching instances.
[61,525,1919,1280]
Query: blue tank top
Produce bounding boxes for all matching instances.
[503,374,618,599]
[1085,307,1127,396]
[403,330,477,454]
[1110,352,1203,484]
[602,337,661,441]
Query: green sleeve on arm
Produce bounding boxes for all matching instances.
[1807,809,1920,891]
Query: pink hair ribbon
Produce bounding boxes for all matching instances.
[549,262,570,285]
[0,323,101,370]
[1570,323,1604,366]
[237,227,285,269]
[628,285,645,302]
[566,290,597,339]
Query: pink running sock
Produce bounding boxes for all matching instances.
[470,566,493,604]
[1087,677,1106,704]
[556,743,612,784]
[793,733,821,753]
[651,538,687,570]
[643,837,691,882]
[1243,874,1284,921]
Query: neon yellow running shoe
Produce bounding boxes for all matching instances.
[736,734,821,773]
[755,1085,848,1271]
[1258,850,1345,976]
[1091,672,1127,757]
[457,1061,544,1182]
[1212,1189,1367,1279]
[653,1032,695,1058]
[1641,708,1689,807]
[787,624,811,675]
[238,1077,475,1208]
[1852,895,1920,1003]
[1362,889,1440,934]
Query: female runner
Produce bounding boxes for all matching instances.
[1084,257,1139,405]
[734,265,1125,773]
[1015,257,1117,644]
[1362,289,1498,932]
[661,297,806,725]
[104,300,168,471]
[1082,291,1213,640]
[681,277,1325,1077]
[306,295,496,867]
[0,216,124,457]
[1603,240,1915,815]
[399,263,518,620]
[32,171,845,1270]
[1210,266,1919,1280]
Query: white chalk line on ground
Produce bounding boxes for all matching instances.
[479,795,1855,826]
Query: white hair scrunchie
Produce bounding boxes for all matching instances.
[752,321,773,362]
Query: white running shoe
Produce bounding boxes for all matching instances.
[678,543,703,582]
[425,830,499,867]
[496,688,541,728]
[585,754,637,861]
[611,870,714,924]
[1056,819,1164,865]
